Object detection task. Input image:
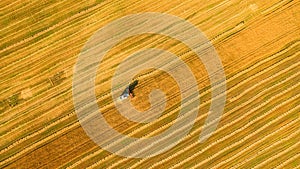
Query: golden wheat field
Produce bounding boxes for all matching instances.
[1,0,300,168]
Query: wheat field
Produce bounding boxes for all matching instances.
[0,0,299,168]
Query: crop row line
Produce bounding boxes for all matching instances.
[115,84,300,169]
[171,95,300,169]
[0,0,244,89]
[252,137,300,169]
[1,44,298,166]
[63,50,299,168]
[273,152,300,169]
[211,115,300,169]
[1,0,225,56]
[126,70,299,169]
[0,0,78,47]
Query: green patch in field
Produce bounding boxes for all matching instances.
[96,0,104,3]
[6,94,20,107]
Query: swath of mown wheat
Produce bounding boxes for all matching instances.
[1,0,299,168]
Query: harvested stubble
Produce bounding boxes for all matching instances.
[1,0,299,168]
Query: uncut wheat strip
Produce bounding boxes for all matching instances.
[95,2,249,77]
[66,56,300,168]
[114,89,300,169]
[130,72,300,169]
[98,28,292,97]
[252,140,300,169]
[212,0,296,43]
[274,153,300,169]
[173,95,300,169]
[211,116,300,169]
[1,46,298,165]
